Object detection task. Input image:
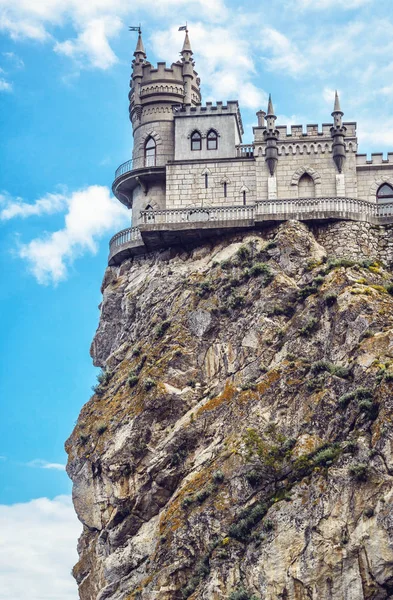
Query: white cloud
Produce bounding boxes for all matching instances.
[17,185,129,285]
[26,459,66,471]
[0,77,12,91]
[152,23,267,110]
[0,0,227,69]
[0,495,80,600]
[296,0,372,8]
[0,191,67,220]
[54,16,122,70]
[2,51,24,68]
[260,27,307,77]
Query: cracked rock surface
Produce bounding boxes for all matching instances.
[66,222,393,600]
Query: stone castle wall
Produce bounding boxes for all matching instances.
[312,220,393,266]
[166,159,256,208]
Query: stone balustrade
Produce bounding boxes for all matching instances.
[108,197,393,264]
[236,144,254,158]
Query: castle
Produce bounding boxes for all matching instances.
[109,29,393,266]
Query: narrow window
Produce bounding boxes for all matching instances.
[204,173,208,188]
[191,131,202,151]
[242,190,246,205]
[377,183,393,202]
[223,181,227,198]
[207,129,218,150]
[145,137,156,167]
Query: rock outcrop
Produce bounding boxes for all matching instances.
[66,221,393,600]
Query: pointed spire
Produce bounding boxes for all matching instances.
[181,30,193,55]
[332,90,343,115]
[267,93,275,116]
[134,32,146,57]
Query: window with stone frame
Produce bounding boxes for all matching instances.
[377,183,393,203]
[145,137,156,167]
[191,131,202,151]
[207,129,218,150]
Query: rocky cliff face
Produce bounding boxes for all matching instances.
[66,221,393,600]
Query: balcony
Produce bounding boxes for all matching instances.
[112,155,173,209]
[108,197,393,265]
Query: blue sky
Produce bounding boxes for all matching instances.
[1,0,393,597]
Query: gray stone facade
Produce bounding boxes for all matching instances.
[109,30,393,267]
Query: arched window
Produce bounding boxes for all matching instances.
[207,129,218,150]
[298,173,315,198]
[191,131,202,151]
[145,137,156,167]
[223,181,227,198]
[377,183,393,202]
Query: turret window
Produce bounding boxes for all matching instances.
[145,137,156,167]
[377,183,393,202]
[207,130,218,150]
[191,131,202,151]
[223,182,227,198]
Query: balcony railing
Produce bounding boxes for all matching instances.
[255,196,381,217]
[139,204,254,225]
[115,159,134,179]
[109,226,142,249]
[114,154,174,180]
[108,197,393,260]
[236,144,254,158]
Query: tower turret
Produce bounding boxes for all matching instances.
[263,94,279,176]
[331,91,346,173]
[130,31,147,123]
[180,29,195,105]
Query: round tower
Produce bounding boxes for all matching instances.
[113,29,202,223]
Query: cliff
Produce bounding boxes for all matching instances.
[66,221,393,600]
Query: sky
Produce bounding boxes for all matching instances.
[0,0,393,597]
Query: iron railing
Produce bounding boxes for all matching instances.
[114,154,174,179]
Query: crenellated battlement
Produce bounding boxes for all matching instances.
[173,101,244,135]
[356,153,393,166]
[269,122,357,138]
[174,101,240,115]
[140,61,184,82]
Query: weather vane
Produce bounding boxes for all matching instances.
[129,25,141,34]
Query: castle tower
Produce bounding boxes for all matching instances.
[263,94,279,176]
[331,91,346,173]
[113,29,202,223]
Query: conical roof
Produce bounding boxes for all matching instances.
[332,90,343,114]
[134,32,146,56]
[266,94,275,116]
[182,31,193,54]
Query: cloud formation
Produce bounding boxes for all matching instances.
[152,23,267,110]
[0,191,67,220]
[13,185,129,284]
[0,0,227,70]
[26,459,66,471]
[0,495,80,600]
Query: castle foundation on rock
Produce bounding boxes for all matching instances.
[109,29,393,266]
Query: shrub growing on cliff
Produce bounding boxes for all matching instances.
[349,462,368,482]
[228,293,245,309]
[155,320,171,338]
[300,317,319,337]
[91,369,111,395]
[313,444,341,467]
[324,291,338,306]
[96,422,107,435]
[128,372,139,387]
[143,378,156,391]
[229,588,260,600]
[236,245,251,262]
